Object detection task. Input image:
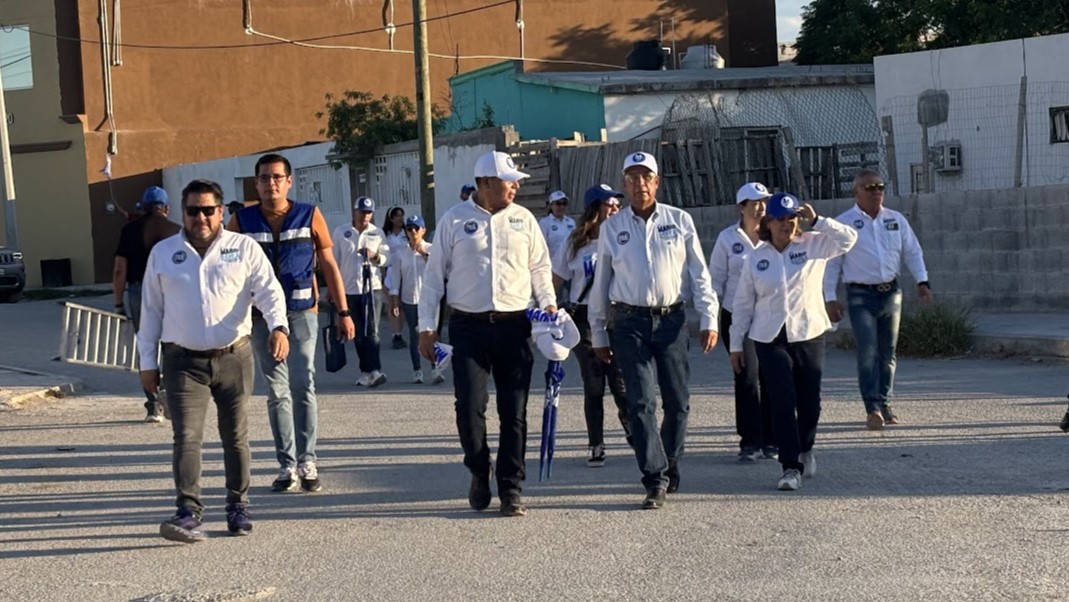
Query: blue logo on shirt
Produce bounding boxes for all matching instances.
[853,219,865,229]
[583,254,596,278]
[731,242,744,254]
[551,225,558,231]
[463,220,479,235]
[344,230,353,239]
[756,259,770,272]
[617,231,630,245]
[789,251,808,265]
[172,251,187,264]
[220,248,242,262]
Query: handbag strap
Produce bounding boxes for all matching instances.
[575,271,596,305]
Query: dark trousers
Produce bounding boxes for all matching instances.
[572,306,628,447]
[449,312,533,497]
[719,308,774,450]
[125,282,157,409]
[610,306,690,491]
[754,328,825,474]
[347,293,382,373]
[401,303,423,371]
[161,341,254,514]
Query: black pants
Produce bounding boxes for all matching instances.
[347,293,382,373]
[449,312,534,498]
[719,308,774,451]
[754,328,825,474]
[161,341,254,514]
[572,305,628,447]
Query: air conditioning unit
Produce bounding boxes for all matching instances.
[932,141,963,173]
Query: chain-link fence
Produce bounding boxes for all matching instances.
[880,81,1069,194]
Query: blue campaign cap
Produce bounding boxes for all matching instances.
[461,184,476,194]
[142,186,168,206]
[405,215,426,229]
[583,183,624,209]
[766,192,801,219]
[353,196,375,212]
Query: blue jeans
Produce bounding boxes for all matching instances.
[755,329,824,473]
[401,303,423,371]
[252,310,319,469]
[347,293,383,373]
[610,305,690,492]
[847,286,903,413]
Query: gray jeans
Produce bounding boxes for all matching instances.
[161,340,254,513]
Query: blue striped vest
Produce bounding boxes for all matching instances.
[236,202,316,312]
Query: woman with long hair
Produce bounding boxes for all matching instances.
[730,193,857,491]
[709,183,775,463]
[551,184,630,467]
[382,206,408,349]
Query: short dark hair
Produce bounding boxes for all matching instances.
[181,179,225,207]
[255,153,292,177]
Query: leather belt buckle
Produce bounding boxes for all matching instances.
[876,283,893,293]
[651,306,670,316]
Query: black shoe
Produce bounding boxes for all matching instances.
[160,508,206,543]
[391,334,407,349]
[1060,410,1069,433]
[500,494,528,517]
[468,473,491,511]
[666,462,680,494]
[642,488,666,510]
[225,504,253,536]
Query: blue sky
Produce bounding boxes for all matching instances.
[778,0,806,42]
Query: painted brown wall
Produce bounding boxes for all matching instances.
[71,0,772,281]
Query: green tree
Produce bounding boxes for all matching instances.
[317,91,445,168]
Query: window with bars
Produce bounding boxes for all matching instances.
[1050,106,1069,144]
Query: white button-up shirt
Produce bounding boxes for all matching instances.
[418,199,555,332]
[731,217,858,352]
[708,224,763,313]
[539,214,576,260]
[552,240,598,306]
[332,223,390,295]
[823,204,928,301]
[385,241,432,305]
[138,229,288,371]
[588,203,720,348]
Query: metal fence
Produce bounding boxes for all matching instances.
[59,302,139,372]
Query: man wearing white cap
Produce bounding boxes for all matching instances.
[418,150,557,518]
[588,151,720,510]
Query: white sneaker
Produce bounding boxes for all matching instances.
[800,450,816,478]
[356,373,371,387]
[412,370,424,384]
[430,369,446,385]
[777,468,802,491]
[368,370,387,388]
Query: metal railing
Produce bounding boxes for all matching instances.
[59,302,139,372]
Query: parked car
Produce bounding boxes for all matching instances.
[0,246,26,303]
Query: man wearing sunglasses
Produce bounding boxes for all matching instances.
[824,168,932,431]
[139,179,289,542]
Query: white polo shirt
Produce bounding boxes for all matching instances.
[418,199,555,332]
[823,204,928,301]
[552,240,598,306]
[708,224,763,314]
[588,203,720,348]
[332,223,389,295]
[386,241,432,305]
[730,217,858,352]
[138,229,288,371]
[539,214,576,260]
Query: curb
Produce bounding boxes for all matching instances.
[0,363,83,403]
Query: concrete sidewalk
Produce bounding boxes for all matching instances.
[0,364,81,409]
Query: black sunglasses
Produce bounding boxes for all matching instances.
[184,205,220,217]
[862,182,886,191]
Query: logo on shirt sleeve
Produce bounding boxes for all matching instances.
[853,219,865,229]
[616,231,630,245]
[756,259,770,272]
[172,251,187,264]
[463,220,479,235]
[731,242,744,254]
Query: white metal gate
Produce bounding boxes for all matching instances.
[295,164,347,224]
[371,151,421,215]
[59,302,140,371]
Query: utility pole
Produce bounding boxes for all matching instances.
[412,0,436,230]
[0,63,19,249]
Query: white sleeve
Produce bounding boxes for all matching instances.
[810,217,858,260]
[588,233,614,348]
[529,217,556,309]
[683,214,719,332]
[551,242,571,281]
[137,247,165,371]
[385,252,401,296]
[729,255,757,354]
[708,232,729,303]
[418,222,449,332]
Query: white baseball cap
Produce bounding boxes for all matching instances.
[736,182,771,204]
[474,151,530,182]
[548,190,568,204]
[622,151,658,175]
[530,309,581,361]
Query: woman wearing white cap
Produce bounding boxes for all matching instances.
[539,190,576,260]
[551,184,631,468]
[709,182,776,463]
[730,192,857,491]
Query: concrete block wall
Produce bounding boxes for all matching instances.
[681,183,1069,313]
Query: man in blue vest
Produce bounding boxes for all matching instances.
[229,154,355,494]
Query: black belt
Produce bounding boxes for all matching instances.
[614,302,683,316]
[847,279,898,293]
[450,309,527,323]
[163,336,250,359]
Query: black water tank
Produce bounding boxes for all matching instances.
[626,40,665,71]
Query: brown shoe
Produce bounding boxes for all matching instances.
[866,410,885,431]
[881,406,899,425]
